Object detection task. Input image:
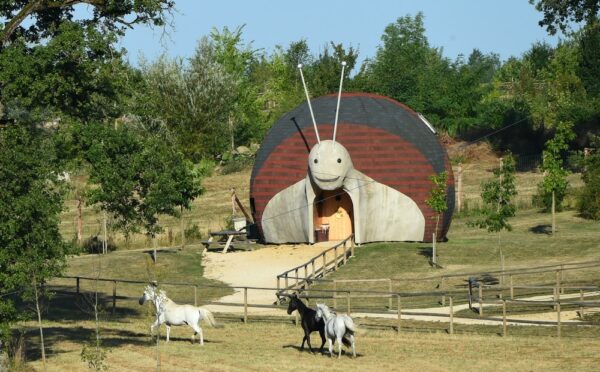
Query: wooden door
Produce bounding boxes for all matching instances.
[315,190,353,241]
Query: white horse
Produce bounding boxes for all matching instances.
[139,284,217,345]
[315,303,356,358]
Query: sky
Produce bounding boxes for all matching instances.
[106,0,566,68]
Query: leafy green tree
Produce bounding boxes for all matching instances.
[425,171,448,265]
[0,0,175,47]
[0,125,72,360]
[538,121,576,234]
[80,123,203,246]
[530,0,600,35]
[578,136,600,219]
[470,155,517,274]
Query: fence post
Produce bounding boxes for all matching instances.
[295,269,299,289]
[579,289,585,319]
[479,283,483,317]
[76,277,80,296]
[346,291,351,315]
[397,296,402,333]
[333,280,338,309]
[351,238,355,257]
[441,276,446,306]
[194,286,198,306]
[285,274,289,291]
[555,270,561,298]
[311,260,316,279]
[322,253,326,274]
[334,247,338,271]
[388,279,393,310]
[244,287,248,324]
[556,300,561,338]
[277,276,281,293]
[502,299,507,337]
[449,296,454,335]
[112,281,117,315]
[304,265,308,284]
[560,266,565,294]
[509,275,514,300]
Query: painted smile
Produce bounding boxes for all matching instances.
[315,175,340,183]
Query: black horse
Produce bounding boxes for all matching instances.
[286,293,325,353]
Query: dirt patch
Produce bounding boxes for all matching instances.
[203,242,333,314]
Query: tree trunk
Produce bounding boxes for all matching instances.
[33,278,47,372]
[551,190,556,235]
[180,206,185,249]
[102,211,108,254]
[76,196,83,245]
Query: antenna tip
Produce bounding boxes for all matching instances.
[297,63,303,69]
[341,61,347,66]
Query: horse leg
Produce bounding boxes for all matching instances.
[191,323,204,346]
[337,336,343,358]
[350,334,356,358]
[318,329,326,352]
[327,338,333,358]
[166,325,170,342]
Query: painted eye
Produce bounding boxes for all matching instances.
[337,158,342,163]
[314,159,318,164]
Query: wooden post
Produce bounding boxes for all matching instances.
[388,279,393,310]
[311,260,316,279]
[334,246,338,271]
[346,291,351,315]
[112,281,117,315]
[244,287,248,324]
[343,244,348,265]
[351,238,355,257]
[449,296,454,335]
[304,265,308,285]
[456,163,463,212]
[322,253,326,273]
[502,299,507,337]
[76,277,80,295]
[102,211,108,254]
[277,276,280,293]
[432,232,437,266]
[333,280,338,309]
[441,276,446,306]
[285,274,289,290]
[76,196,83,246]
[180,206,185,249]
[509,275,514,300]
[479,284,483,317]
[397,296,402,333]
[295,269,299,289]
[560,266,565,294]
[555,270,561,297]
[556,300,561,338]
[579,289,585,319]
[194,286,198,306]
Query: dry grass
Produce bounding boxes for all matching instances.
[18,317,600,371]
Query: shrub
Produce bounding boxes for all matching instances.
[578,139,600,220]
[83,236,116,254]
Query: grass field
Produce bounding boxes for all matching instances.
[16,316,600,371]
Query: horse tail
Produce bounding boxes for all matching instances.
[341,315,355,347]
[198,308,218,328]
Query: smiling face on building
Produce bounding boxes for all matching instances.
[308,140,353,191]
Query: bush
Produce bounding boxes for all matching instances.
[184,224,203,242]
[83,236,117,254]
[578,141,600,220]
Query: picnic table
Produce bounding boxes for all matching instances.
[201,230,251,254]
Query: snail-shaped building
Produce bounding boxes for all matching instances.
[250,92,454,244]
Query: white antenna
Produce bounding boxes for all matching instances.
[298,64,320,144]
[333,61,347,143]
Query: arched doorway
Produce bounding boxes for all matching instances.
[315,190,354,241]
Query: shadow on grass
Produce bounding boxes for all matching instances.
[22,326,151,362]
[529,224,552,235]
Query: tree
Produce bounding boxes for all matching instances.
[425,171,448,266]
[0,125,73,364]
[530,0,600,35]
[0,0,175,47]
[538,121,576,234]
[470,155,517,275]
[578,136,600,219]
[80,123,203,259]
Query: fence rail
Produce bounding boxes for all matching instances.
[276,234,354,293]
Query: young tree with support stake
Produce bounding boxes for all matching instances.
[470,155,517,276]
[538,121,575,235]
[426,171,448,266]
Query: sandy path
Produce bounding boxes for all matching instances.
[203,243,331,314]
[202,244,597,326]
